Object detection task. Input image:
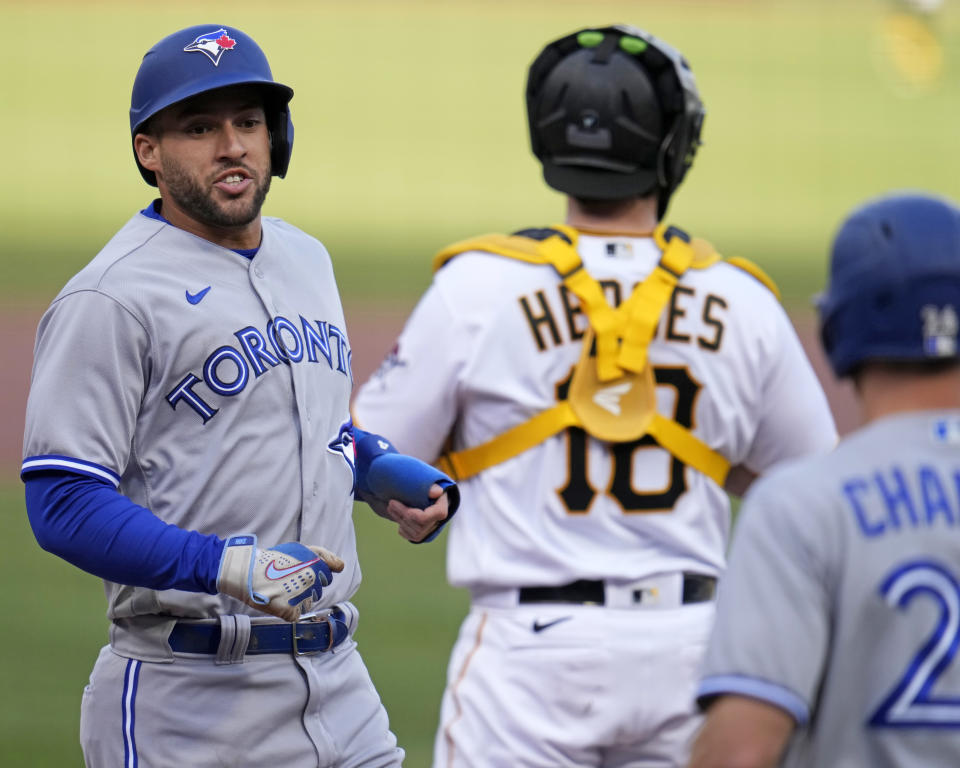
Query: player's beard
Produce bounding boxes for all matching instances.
[161,157,271,229]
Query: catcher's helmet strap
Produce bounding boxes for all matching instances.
[586,30,619,63]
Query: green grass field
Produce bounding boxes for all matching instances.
[0,485,107,766]
[2,0,959,305]
[1,0,959,765]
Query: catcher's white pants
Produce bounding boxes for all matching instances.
[79,635,402,768]
[433,600,714,768]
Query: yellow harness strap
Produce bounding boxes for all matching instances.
[434,227,627,379]
[431,224,773,487]
[645,415,729,487]
[433,228,581,272]
[438,402,728,488]
[439,401,579,482]
[616,227,695,374]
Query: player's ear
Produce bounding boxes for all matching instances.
[134,133,162,174]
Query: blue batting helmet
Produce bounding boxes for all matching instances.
[130,25,294,186]
[818,192,960,378]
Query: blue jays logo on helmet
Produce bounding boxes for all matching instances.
[183,28,238,67]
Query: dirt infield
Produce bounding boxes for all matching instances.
[0,301,857,480]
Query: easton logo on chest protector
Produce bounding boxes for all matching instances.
[593,381,634,416]
[429,224,779,488]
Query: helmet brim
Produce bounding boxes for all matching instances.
[131,77,293,137]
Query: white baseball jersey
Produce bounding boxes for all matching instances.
[354,230,838,594]
[22,209,360,654]
[698,410,960,767]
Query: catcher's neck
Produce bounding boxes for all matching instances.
[565,195,659,236]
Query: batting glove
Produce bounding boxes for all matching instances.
[217,535,345,622]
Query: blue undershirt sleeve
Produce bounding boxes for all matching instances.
[24,470,224,593]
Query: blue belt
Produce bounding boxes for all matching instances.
[168,608,349,656]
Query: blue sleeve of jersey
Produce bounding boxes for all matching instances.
[24,471,224,593]
[353,427,460,543]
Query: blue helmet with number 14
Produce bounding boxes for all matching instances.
[818,192,960,378]
[129,25,294,186]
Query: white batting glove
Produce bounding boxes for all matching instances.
[217,535,345,622]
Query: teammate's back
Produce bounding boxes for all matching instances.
[714,413,960,767]
[816,414,960,766]
[691,192,960,768]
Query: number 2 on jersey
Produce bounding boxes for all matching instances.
[556,365,700,514]
[869,560,960,728]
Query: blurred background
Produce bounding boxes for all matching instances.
[1,0,958,765]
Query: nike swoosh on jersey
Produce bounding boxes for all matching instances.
[593,381,632,415]
[265,557,321,580]
[185,286,212,305]
[532,616,572,633]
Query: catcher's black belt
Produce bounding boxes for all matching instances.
[168,607,349,656]
[517,574,717,606]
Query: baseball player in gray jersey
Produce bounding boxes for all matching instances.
[354,25,837,768]
[20,25,458,768]
[689,192,960,768]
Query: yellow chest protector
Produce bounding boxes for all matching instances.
[433,224,780,488]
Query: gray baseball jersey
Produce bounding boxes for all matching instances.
[698,410,960,766]
[22,209,360,657]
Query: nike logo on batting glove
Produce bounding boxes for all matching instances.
[264,557,324,581]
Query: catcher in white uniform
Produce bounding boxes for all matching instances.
[689,193,960,768]
[353,25,836,768]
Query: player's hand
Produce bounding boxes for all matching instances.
[353,433,461,543]
[376,483,451,543]
[217,535,345,621]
